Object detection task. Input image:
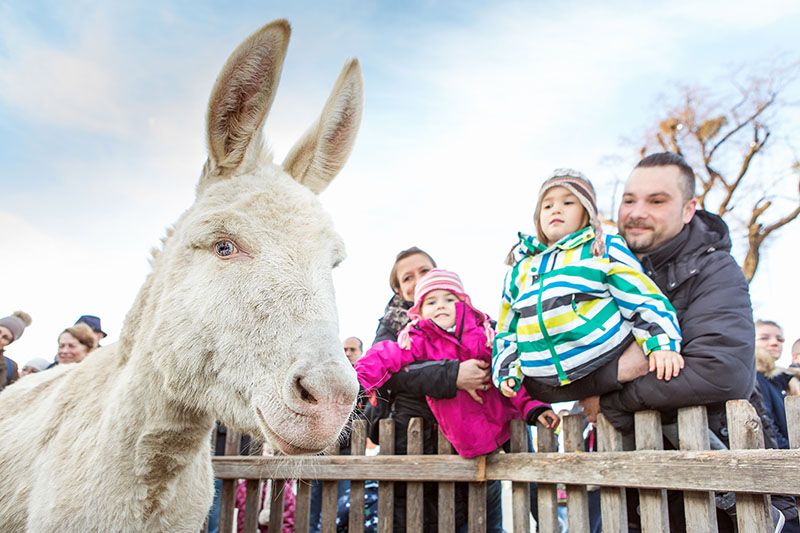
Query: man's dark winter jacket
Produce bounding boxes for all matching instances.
[600,210,756,433]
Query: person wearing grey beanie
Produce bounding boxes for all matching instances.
[0,310,32,390]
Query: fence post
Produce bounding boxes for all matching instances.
[563,414,590,532]
[468,465,487,533]
[596,414,627,532]
[295,480,312,533]
[406,417,424,533]
[726,399,771,532]
[536,420,560,532]
[349,419,367,533]
[243,440,264,533]
[320,442,340,533]
[634,411,669,532]
[509,420,531,533]
[378,418,395,533]
[677,406,718,532]
[219,429,241,533]
[268,479,287,533]
[787,396,800,519]
[438,427,456,532]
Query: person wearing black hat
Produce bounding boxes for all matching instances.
[74,315,108,346]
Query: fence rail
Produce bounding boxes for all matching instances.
[209,396,800,532]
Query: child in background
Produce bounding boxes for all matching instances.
[355,269,559,459]
[493,169,683,403]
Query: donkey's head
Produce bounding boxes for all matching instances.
[143,20,362,453]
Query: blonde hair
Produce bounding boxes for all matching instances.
[60,323,98,352]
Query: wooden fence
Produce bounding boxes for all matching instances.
[209,397,800,532]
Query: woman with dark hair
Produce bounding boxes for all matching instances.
[367,247,501,532]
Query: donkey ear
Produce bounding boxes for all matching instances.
[200,20,291,191]
[282,59,363,194]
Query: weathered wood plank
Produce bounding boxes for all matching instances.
[438,428,456,533]
[242,479,261,533]
[677,406,717,533]
[563,415,590,533]
[295,481,312,533]
[596,414,627,533]
[321,442,340,533]
[405,417,424,533]
[269,479,286,533]
[349,420,367,533]
[468,476,487,533]
[536,421,559,533]
[509,420,531,533]
[219,430,241,533]
[634,411,669,533]
[214,448,800,492]
[378,419,395,533]
[788,396,800,520]
[726,400,771,533]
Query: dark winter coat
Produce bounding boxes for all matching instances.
[756,372,790,449]
[0,353,19,391]
[600,211,756,433]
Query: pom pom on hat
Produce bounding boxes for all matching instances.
[0,311,32,343]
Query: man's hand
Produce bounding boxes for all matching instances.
[578,395,600,423]
[456,359,490,404]
[537,409,560,430]
[617,341,649,383]
[500,379,517,398]
[649,350,684,381]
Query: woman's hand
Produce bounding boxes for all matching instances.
[456,359,491,404]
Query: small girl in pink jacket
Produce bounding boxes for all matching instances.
[355,269,559,458]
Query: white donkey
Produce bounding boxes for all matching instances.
[0,19,361,532]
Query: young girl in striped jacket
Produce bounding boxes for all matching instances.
[493,169,684,403]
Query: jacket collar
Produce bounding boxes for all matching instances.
[517,226,595,256]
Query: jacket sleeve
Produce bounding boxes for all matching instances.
[492,268,523,390]
[372,318,398,345]
[507,387,551,425]
[355,340,418,393]
[600,253,756,433]
[384,359,460,399]
[605,235,682,355]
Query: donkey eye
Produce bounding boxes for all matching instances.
[214,240,238,258]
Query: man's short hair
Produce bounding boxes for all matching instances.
[349,336,363,351]
[635,152,696,203]
[756,319,783,331]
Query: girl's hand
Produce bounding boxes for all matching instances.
[500,379,517,398]
[648,350,685,381]
[537,409,560,430]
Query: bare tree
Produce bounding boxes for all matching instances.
[637,61,800,282]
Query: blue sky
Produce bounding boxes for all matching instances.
[1,0,799,366]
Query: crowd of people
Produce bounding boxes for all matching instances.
[3,151,800,532]
[0,312,107,392]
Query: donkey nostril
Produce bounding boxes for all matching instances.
[295,377,318,405]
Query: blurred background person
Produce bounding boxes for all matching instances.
[74,315,108,347]
[343,336,363,365]
[54,323,98,365]
[19,357,50,378]
[0,311,32,391]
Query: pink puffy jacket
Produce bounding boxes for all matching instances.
[355,302,549,458]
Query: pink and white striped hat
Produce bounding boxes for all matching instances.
[407,269,472,320]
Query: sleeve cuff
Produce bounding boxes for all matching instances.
[642,334,681,355]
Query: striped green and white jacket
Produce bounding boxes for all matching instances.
[492,226,681,389]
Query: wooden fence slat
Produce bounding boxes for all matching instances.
[677,406,717,533]
[438,427,456,533]
[320,442,340,533]
[787,396,800,519]
[597,414,627,533]
[536,420,559,533]
[634,411,669,532]
[468,476,487,533]
[349,420,367,533]
[268,479,286,533]
[726,400,771,533]
[509,420,531,533]
[294,481,312,533]
[564,414,590,533]
[406,417,424,533]
[242,479,261,533]
[219,430,241,533]
[378,419,395,533]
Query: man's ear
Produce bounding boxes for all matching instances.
[682,198,697,224]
